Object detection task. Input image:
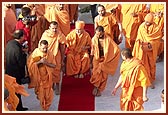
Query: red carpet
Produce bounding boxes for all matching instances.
[58,75,95,111]
[58,24,95,111]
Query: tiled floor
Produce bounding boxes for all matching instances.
[20,4,165,113]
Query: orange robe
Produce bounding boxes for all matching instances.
[90,34,120,92]
[150,4,164,56]
[40,29,66,83]
[4,6,17,47]
[66,30,92,76]
[101,4,118,13]
[68,4,78,23]
[132,22,162,83]
[27,48,55,110]
[35,4,46,16]
[120,58,151,111]
[150,4,164,30]
[101,4,121,22]
[4,6,17,67]
[95,12,118,40]
[121,4,146,51]
[4,74,29,111]
[44,5,70,36]
[31,4,50,52]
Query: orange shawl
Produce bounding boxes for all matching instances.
[121,4,146,36]
[68,4,78,22]
[95,12,117,39]
[4,6,17,48]
[132,22,162,83]
[39,29,66,83]
[30,4,50,52]
[150,4,164,55]
[27,48,55,110]
[44,5,70,36]
[66,30,92,76]
[150,4,164,31]
[90,34,120,92]
[121,4,146,49]
[91,34,120,75]
[4,74,29,111]
[120,58,150,111]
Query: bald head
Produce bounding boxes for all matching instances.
[144,13,154,26]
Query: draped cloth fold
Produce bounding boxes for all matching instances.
[132,22,162,83]
[120,58,151,111]
[90,34,120,92]
[27,48,55,110]
[39,29,66,83]
[66,30,92,76]
[4,74,29,111]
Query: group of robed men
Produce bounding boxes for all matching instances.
[4,3,164,111]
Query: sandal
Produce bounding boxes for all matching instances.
[96,89,101,97]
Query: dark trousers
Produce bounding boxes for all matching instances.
[16,93,23,111]
[90,4,98,23]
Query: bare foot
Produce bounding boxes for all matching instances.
[96,89,101,97]
[55,89,60,95]
[156,53,164,63]
[156,57,163,63]
[79,73,84,78]
[52,83,56,90]
[92,87,98,96]
[74,74,79,78]
[150,84,155,89]
[55,83,60,95]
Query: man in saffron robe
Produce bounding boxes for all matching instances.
[94,5,123,45]
[26,4,50,52]
[112,48,151,111]
[132,13,162,89]
[90,26,120,96]
[68,4,78,23]
[66,21,92,78]
[3,4,17,49]
[101,4,121,22]
[27,40,56,110]
[39,21,66,95]
[150,4,164,30]
[44,4,70,36]
[121,4,147,51]
[149,4,164,62]
[4,74,29,111]
[3,4,17,68]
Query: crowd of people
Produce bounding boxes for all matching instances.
[3,3,164,111]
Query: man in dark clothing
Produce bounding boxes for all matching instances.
[5,29,28,111]
[90,4,98,23]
